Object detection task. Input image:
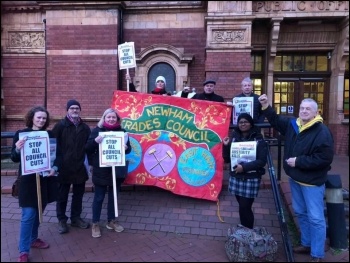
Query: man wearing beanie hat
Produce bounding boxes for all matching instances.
[66,99,81,111]
[151,75,171,96]
[223,112,267,229]
[192,78,224,102]
[52,99,91,234]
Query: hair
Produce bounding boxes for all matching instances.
[300,98,318,112]
[237,113,254,127]
[24,106,50,130]
[97,108,121,128]
[241,77,252,86]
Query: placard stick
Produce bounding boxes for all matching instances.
[36,173,43,223]
[112,166,119,217]
[126,68,130,92]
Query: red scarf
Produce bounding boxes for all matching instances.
[103,121,121,130]
[153,87,164,94]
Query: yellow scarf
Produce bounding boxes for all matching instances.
[296,115,323,133]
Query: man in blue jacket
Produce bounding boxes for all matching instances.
[258,94,334,263]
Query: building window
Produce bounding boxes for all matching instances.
[251,54,263,72]
[252,79,263,95]
[251,54,264,95]
[274,54,329,72]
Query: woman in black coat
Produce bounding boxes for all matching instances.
[11,106,60,262]
[223,113,267,229]
[85,108,131,238]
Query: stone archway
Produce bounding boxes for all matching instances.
[134,44,193,93]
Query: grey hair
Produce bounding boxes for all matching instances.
[97,108,120,128]
[300,98,318,112]
[241,77,252,85]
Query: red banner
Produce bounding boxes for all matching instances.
[111,91,232,201]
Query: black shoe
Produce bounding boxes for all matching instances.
[309,257,323,262]
[58,220,69,234]
[71,218,90,229]
[293,245,311,254]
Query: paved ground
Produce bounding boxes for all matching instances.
[1,149,349,262]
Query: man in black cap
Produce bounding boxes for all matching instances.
[192,79,225,102]
[52,99,91,234]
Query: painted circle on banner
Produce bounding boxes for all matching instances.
[126,137,142,172]
[178,147,215,187]
[144,144,176,177]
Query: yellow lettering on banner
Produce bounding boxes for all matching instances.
[146,106,193,123]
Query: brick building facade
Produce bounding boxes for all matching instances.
[1,1,349,155]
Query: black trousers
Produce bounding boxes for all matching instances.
[235,195,255,229]
[56,182,86,222]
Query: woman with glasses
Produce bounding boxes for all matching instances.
[222,113,267,229]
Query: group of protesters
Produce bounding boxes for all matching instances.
[12,75,333,263]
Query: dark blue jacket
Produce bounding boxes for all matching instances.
[263,106,334,185]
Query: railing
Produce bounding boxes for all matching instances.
[267,143,295,262]
[1,132,15,159]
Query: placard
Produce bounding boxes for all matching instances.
[232,97,254,125]
[19,131,50,175]
[99,131,127,167]
[118,42,136,69]
[230,141,257,171]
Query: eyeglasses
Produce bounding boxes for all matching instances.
[69,107,80,110]
[238,121,250,125]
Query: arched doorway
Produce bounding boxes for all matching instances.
[134,44,193,93]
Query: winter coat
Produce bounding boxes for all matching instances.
[11,128,61,208]
[192,92,225,102]
[51,117,91,184]
[263,106,334,185]
[235,92,265,123]
[85,126,132,186]
[223,127,267,180]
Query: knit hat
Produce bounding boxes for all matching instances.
[237,113,254,127]
[66,99,81,111]
[155,76,166,86]
[203,79,216,86]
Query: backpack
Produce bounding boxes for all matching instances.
[225,224,278,262]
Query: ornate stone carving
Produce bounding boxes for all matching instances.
[8,32,44,48]
[213,30,245,43]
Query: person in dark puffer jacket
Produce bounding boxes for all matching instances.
[223,113,267,229]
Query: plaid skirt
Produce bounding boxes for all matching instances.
[228,176,261,198]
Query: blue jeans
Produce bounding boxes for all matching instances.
[92,185,119,223]
[18,207,43,253]
[289,178,326,258]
